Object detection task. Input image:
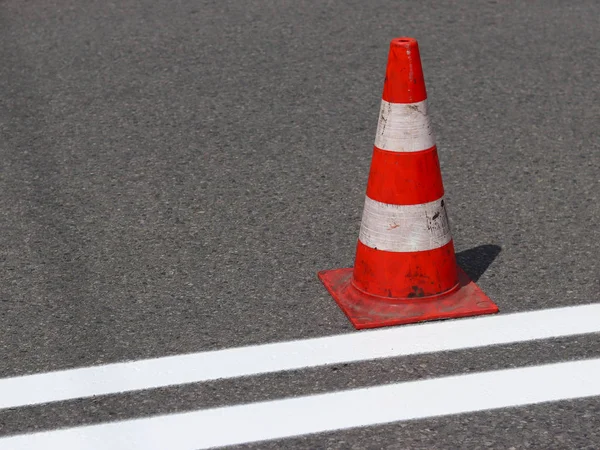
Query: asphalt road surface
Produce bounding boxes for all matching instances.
[1,0,599,448]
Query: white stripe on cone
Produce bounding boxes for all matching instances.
[358,196,452,252]
[374,99,435,152]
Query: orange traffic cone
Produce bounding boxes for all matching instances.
[318,37,499,329]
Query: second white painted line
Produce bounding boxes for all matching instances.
[1,358,600,449]
[1,303,600,410]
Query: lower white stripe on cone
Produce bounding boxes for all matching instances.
[374,99,435,152]
[359,196,451,252]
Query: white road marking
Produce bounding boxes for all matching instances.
[1,358,600,449]
[358,195,451,252]
[1,303,600,410]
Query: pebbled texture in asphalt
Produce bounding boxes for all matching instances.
[0,0,599,447]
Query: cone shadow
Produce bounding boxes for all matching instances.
[455,244,502,283]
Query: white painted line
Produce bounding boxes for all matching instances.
[2,358,600,449]
[359,195,451,252]
[1,303,600,410]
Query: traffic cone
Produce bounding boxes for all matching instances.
[318,37,499,329]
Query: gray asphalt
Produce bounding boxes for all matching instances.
[1,0,599,448]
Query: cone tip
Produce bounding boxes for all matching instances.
[382,37,427,104]
[390,37,419,48]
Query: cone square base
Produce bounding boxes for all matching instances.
[318,267,498,329]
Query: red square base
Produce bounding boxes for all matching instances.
[318,267,498,329]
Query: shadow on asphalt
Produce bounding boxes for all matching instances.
[456,244,502,282]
